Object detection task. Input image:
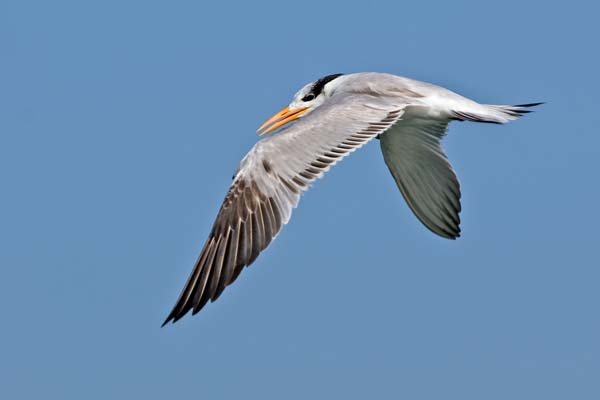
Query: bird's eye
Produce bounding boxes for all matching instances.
[302,94,315,102]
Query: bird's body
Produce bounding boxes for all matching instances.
[163,72,540,325]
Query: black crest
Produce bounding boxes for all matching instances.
[309,73,344,97]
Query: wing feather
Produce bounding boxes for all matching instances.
[379,116,462,239]
[162,95,406,325]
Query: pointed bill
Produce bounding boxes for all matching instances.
[257,106,309,136]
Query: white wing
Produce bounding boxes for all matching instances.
[379,114,461,239]
[163,94,406,324]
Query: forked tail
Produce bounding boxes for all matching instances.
[451,102,543,124]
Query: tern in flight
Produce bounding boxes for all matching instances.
[162,72,540,325]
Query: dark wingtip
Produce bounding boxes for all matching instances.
[446,230,460,240]
[161,304,187,327]
[161,304,191,327]
[161,313,173,327]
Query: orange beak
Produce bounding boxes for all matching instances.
[257,106,309,136]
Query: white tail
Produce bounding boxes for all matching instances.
[451,102,543,124]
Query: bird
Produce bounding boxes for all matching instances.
[162,72,540,325]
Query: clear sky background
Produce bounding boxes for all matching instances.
[1,1,599,399]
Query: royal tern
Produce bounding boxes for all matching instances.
[163,72,540,325]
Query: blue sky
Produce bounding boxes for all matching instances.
[1,1,599,399]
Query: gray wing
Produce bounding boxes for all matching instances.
[379,114,461,239]
[163,94,406,325]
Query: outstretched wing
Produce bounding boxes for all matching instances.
[163,95,406,325]
[379,114,461,239]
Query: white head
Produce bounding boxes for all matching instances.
[257,73,345,136]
